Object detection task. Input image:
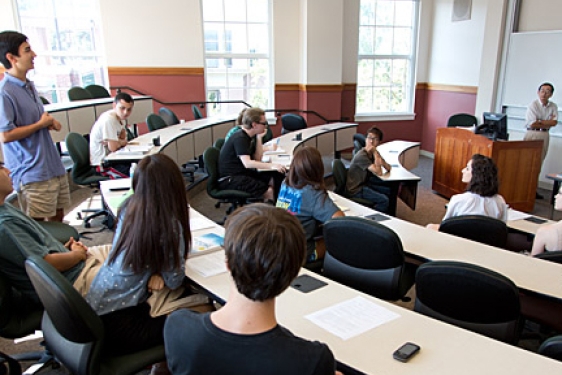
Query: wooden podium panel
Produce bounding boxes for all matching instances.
[432,128,543,212]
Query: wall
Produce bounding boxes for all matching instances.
[518,0,562,31]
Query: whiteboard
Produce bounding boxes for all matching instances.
[502,31,562,107]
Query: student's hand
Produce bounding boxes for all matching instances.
[148,274,165,292]
[65,238,88,261]
[49,119,62,131]
[335,371,344,375]
[271,163,287,174]
[118,128,127,140]
[38,112,54,129]
[256,127,268,140]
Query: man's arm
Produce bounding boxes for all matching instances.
[0,112,54,143]
[44,237,87,272]
[106,128,128,152]
[526,102,558,129]
[367,150,391,176]
[239,155,286,173]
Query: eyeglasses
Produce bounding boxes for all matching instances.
[366,136,379,141]
[257,121,268,126]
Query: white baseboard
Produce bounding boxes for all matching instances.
[420,150,434,159]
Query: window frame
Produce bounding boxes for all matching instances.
[355,0,420,122]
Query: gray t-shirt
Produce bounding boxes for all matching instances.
[276,183,339,260]
[346,149,372,195]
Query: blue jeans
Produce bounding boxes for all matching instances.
[352,186,389,213]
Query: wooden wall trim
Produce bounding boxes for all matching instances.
[418,82,478,94]
[108,67,204,76]
[343,83,357,91]
[275,84,300,91]
[299,84,343,92]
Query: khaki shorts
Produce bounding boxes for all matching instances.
[18,175,71,218]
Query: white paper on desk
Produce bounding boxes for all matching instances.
[188,251,227,277]
[508,208,531,221]
[305,296,400,340]
[263,148,286,155]
[116,145,152,154]
[190,217,216,232]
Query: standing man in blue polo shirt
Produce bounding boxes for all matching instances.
[0,31,69,221]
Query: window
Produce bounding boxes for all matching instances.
[202,0,273,116]
[356,0,419,117]
[15,0,107,103]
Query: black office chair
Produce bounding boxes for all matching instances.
[281,113,307,135]
[323,217,416,301]
[331,159,375,209]
[25,256,165,375]
[447,113,478,127]
[158,107,180,126]
[65,132,110,228]
[414,261,522,344]
[68,87,94,102]
[39,96,50,105]
[0,273,53,373]
[539,335,562,361]
[352,133,366,156]
[535,250,562,264]
[439,215,508,248]
[213,138,225,150]
[84,84,111,99]
[146,114,168,132]
[192,105,203,120]
[203,147,252,222]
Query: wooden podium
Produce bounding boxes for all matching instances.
[432,128,543,212]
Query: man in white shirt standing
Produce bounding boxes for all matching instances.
[89,92,134,178]
[524,82,558,199]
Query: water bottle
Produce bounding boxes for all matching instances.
[129,163,137,180]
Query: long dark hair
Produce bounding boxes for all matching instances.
[467,154,499,197]
[110,154,191,273]
[286,147,327,192]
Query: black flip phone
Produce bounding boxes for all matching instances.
[393,342,420,362]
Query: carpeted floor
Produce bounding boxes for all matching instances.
[2,155,558,373]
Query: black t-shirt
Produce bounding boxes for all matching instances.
[219,130,254,178]
[164,310,336,375]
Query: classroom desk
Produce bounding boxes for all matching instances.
[186,252,562,375]
[329,191,562,300]
[44,96,153,142]
[104,115,237,167]
[507,209,555,235]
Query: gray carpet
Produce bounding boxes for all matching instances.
[2,155,556,373]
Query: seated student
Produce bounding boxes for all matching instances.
[427,154,508,231]
[0,161,87,312]
[86,154,190,355]
[276,147,344,263]
[89,92,135,178]
[531,185,562,256]
[346,127,390,213]
[218,107,285,201]
[164,204,340,375]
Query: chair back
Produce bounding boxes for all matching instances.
[281,113,307,134]
[203,147,222,198]
[84,84,110,99]
[25,256,166,375]
[353,133,366,156]
[535,250,562,264]
[213,138,225,150]
[68,87,94,101]
[447,113,478,127]
[146,114,168,132]
[25,256,104,375]
[331,159,348,196]
[0,273,42,339]
[539,335,562,361]
[439,215,508,248]
[65,132,107,187]
[323,217,414,300]
[414,261,522,344]
[192,105,203,119]
[158,107,180,126]
[40,96,50,105]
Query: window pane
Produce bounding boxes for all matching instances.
[248,24,269,54]
[393,27,411,55]
[373,87,390,111]
[394,1,413,27]
[360,0,376,25]
[375,0,394,26]
[225,23,247,54]
[224,0,247,22]
[202,0,224,22]
[247,0,268,22]
[357,59,374,87]
[357,87,374,113]
[358,26,374,55]
[374,59,391,86]
[374,26,393,55]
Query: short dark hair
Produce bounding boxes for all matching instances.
[467,154,499,197]
[538,82,554,94]
[114,92,133,104]
[224,204,306,302]
[0,31,28,69]
[241,107,265,129]
[367,126,383,141]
